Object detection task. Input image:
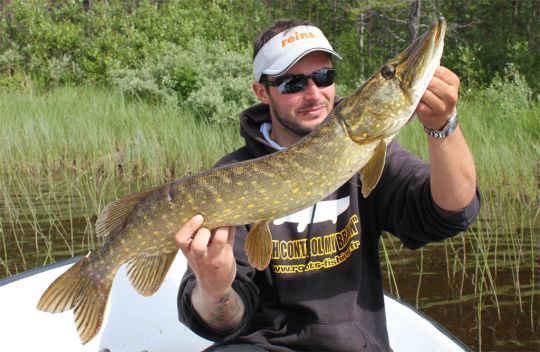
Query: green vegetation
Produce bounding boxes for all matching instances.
[392,68,539,349]
[1,75,537,276]
[0,86,244,275]
[1,1,538,110]
[0,86,243,180]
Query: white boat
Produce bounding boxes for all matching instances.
[0,254,469,351]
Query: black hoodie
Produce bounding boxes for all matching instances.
[178,102,481,352]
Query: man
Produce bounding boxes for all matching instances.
[176,20,480,352]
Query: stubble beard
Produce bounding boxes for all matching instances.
[268,98,320,137]
[272,109,312,136]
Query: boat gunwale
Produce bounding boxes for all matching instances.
[1,256,470,351]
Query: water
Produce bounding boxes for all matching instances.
[1,185,538,351]
[381,234,539,351]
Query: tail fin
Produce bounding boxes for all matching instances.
[37,256,113,344]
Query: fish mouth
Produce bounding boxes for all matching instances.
[434,17,445,42]
[332,18,447,143]
[399,17,446,96]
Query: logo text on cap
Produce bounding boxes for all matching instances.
[281,32,317,48]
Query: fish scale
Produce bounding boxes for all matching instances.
[37,17,447,345]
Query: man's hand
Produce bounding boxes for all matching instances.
[414,66,477,211]
[175,215,236,300]
[416,66,460,130]
[175,215,244,330]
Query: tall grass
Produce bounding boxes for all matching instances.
[0,86,243,179]
[387,72,539,350]
[0,81,537,350]
[0,86,243,276]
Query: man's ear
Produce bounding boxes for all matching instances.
[252,82,270,104]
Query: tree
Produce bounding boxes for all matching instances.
[408,0,420,43]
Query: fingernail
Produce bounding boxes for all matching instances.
[193,214,203,224]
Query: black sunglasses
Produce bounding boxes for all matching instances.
[261,68,336,94]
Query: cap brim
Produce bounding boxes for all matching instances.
[253,25,343,82]
[263,48,342,78]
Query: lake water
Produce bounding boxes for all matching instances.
[381,232,538,351]
[1,185,538,351]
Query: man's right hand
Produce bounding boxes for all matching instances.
[175,214,236,300]
[175,215,244,330]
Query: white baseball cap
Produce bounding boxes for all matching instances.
[253,25,342,82]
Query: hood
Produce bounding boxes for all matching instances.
[239,97,345,157]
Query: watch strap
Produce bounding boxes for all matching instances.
[424,110,458,139]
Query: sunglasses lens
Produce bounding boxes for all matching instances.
[312,69,336,87]
[278,75,307,94]
[268,68,336,94]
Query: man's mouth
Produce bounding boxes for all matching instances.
[298,104,326,116]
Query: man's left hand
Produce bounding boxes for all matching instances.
[415,66,460,130]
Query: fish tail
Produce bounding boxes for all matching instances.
[37,255,113,344]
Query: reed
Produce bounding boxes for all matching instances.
[0,86,243,275]
[0,85,537,350]
[0,86,243,181]
[391,86,539,350]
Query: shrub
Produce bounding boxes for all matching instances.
[472,63,534,116]
[0,0,269,89]
[108,40,257,124]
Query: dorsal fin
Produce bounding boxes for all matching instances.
[95,186,160,239]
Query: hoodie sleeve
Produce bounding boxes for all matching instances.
[177,224,260,342]
[374,142,481,249]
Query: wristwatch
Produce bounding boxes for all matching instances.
[423,110,458,139]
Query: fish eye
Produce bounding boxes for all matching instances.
[380,65,396,79]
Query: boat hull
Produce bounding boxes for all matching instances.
[0,255,469,351]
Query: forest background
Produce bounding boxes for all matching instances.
[0,0,538,119]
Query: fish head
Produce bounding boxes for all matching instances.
[336,17,446,143]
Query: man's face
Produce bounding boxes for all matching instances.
[253,51,336,147]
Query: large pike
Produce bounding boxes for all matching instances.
[38,18,447,343]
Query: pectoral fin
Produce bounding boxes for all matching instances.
[244,221,273,271]
[360,141,387,198]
